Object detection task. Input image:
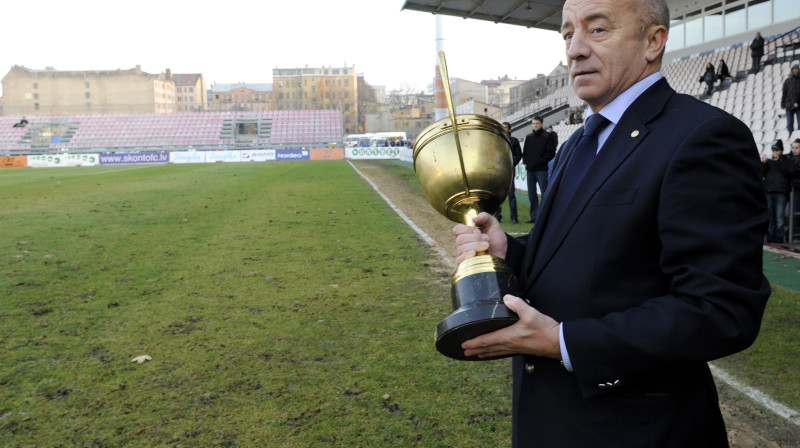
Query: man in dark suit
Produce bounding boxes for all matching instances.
[453,0,770,446]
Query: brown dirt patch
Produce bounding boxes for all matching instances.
[352,159,800,448]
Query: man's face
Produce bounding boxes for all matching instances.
[503,123,511,133]
[561,0,655,111]
[793,67,799,77]
[792,142,800,155]
[773,149,782,160]
[532,120,543,131]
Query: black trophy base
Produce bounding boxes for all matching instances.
[435,258,520,361]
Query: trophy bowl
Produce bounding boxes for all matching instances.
[413,114,521,361]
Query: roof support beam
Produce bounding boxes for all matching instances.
[500,1,529,23]
[468,0,488,18]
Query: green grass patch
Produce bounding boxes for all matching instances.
[0,162,512,447]
[713,283,800,408]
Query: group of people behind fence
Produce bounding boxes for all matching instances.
[763,138,800,243]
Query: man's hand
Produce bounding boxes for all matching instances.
[462,295,561,360]
[453,212,508,265]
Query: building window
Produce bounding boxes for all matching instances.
[725,4,746,37]
[705,11,724,42]
[33,93,38,99]
[86,102,91,109]
[775,0,800,20]
[189,87,193,92]
[85,92,90,99]
[35,103,39,110]
[747,0,771,30]
[33,83,38,89]
[85,82,90,88]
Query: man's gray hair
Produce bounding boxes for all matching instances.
[637,0,670,40]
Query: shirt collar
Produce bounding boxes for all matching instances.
[585,71,664,125]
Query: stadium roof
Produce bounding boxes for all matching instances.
[401,0,564,32]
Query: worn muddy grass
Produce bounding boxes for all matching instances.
[0,162,511,447]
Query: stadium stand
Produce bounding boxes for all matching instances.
[0,110,343,156]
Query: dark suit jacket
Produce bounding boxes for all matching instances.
[521,129,556,171]
[510,136,522,167]
[504,78,770,447]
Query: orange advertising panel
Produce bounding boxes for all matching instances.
[310,147,345,160]
[0,156,27,168]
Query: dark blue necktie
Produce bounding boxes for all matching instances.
[546,114,610,226]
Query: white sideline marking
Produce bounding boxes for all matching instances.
[352,160,800,426]
[709,363,800,425]
[348,160,455,268]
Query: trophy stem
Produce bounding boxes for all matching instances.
[464,209,488,257]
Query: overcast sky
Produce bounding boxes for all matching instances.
[0,0,566,95]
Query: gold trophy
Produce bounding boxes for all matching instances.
[413,52,520,361]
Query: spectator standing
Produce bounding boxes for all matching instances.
[495,121,522,224]
[763,140,794,243]
[521,116,556,223]
[782,64,800,134]
[716,58,731,84]
[787,138,800,235]
[546,125,558,147]
[750,32,765,74]
[700,62,715,96]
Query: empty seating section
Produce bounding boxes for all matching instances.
[0,110,343,154]
[0,116,35,152]
[550,29,800,153]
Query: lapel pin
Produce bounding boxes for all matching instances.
[631,130,640,138]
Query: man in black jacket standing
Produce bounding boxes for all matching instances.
[521,116,556,223]
[782,64,800,134]
[750,32,764,74]
[763,140,794,243]
[495,121,523,224]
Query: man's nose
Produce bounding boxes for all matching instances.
[567,30,590,61]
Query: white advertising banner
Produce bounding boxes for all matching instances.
[399,146,413,163]
[205,151,241,163]
[241,150,276,162]
[28,153,100,167]
[170,151,206,164]
[346,147,401,160]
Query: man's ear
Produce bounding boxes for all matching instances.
[645,25,668,63]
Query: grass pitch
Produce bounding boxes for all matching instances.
[0,162,511,447]
[1,161,798,447]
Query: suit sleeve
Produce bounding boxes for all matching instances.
[564,114,770,397]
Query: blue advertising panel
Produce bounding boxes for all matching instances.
[275,149,310,161]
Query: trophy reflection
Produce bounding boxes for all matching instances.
[413,88,521,360]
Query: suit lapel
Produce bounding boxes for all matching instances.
[523,78,675,289]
